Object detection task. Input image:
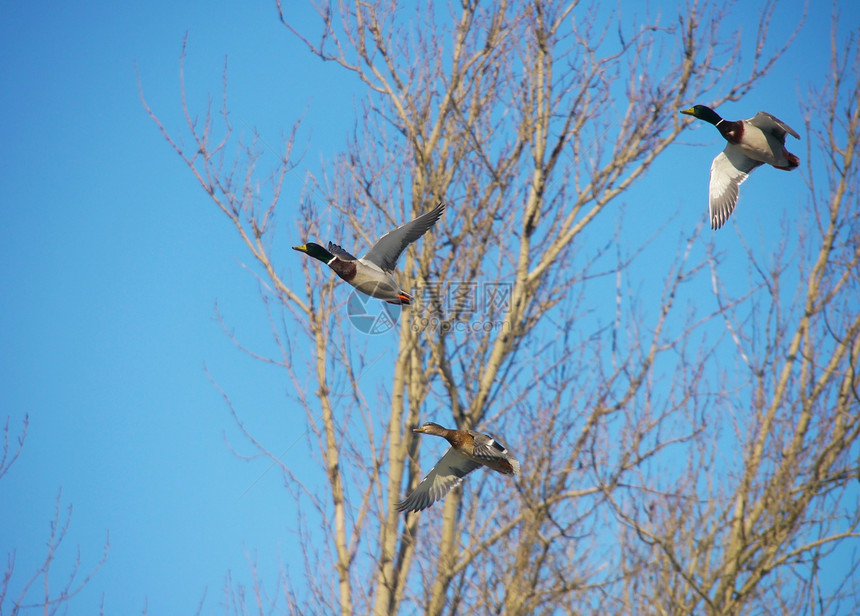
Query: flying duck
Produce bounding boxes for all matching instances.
[293,201,445,304]
[396,422,520,513]
[681,105,800,229]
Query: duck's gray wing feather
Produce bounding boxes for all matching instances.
[327,242,358,261]
[363,202,445,273]
[470,432,521,475]
[709,145,763,230]
[748,112,800,142]
[395,447,479,513]
[469,432,510,460]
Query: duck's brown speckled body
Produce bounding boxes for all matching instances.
[396,422,520,513]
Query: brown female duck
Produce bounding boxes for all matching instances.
[396,422,520,513]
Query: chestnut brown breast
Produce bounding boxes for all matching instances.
[717,119,745,145]
[329,259,357,282]
[445,430,475,453]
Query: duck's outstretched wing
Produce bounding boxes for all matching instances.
[470,432,521,475]
[709,145,763,230]
[363,202,445,273]
[748,112,800,142]
[395,447,479,513]
[327,242,358,261]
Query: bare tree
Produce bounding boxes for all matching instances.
[144,1,859,614]
[1,415,110,615]
[607,13,860,615]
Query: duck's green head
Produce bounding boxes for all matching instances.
[681,104,722,126]
[292,242,334,264]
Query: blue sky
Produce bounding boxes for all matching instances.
[0,1,856,614]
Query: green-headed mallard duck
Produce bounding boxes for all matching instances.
[680,105,800,229]
[293,202,445,304]
[396,422,520,513]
